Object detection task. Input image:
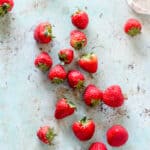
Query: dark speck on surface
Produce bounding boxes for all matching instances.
[28,74,31,81]
[33,1,38,8]
[99,13,103,18]
[143,108,150,117]
[96,34,99,38]
[137,85,140,92]
[128,64,134,70]
[139,108,150,117]
[98,102,107,113]
[91,46,96,50]
[55,86,70,99]
[84,6,88,10]
[88,73,94,79]
[11,17,15,20]
[126,115,130,119]
[34,69,38,73]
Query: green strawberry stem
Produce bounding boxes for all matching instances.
[44,25,55,38]
[75,80,84,89]
[0,3,10,16]
[128,27,141,36]
[91,99,100,107]
[76,9,81,14]
[67,101,77,110]
[82,52,94,59]
[74,40,85,50]
[46,128,57,145]
[80,116,89,125]
[37,63,49,72]
[52,78,64,84]
[59,54,67,63]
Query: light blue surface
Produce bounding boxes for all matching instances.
[0,0,150,150]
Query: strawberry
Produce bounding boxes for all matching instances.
[89,142,108,150]
[71,10,89,29]
[55,98,76,119]
[48,64,67,84]
[34,22,54,44]
[124,18,142,36]
[78,53,98,73]
[0,0,14,16]
[34,52,53,72]
[70,30,87,50]
[83,84,103,107]
[58,49,74,64]
[37,126,56,145]
[102,85,125,107]
[67,70,85,89]
[72,116,95,141]
[107,125,129,147]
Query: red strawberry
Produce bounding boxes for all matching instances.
[78,53,98,73]
[84,84,103,106]
[48,64,67,84]
[55,98,76,119]
[34,52,53,72]
[71,10,89,29]
[37,126,56,145]
[58,49,74,64]
[102,85,125,107]
[72,116,95,141]
[89,142,108,150]
[0,0,14,16]
[34,22,54,44]
[124,18,142,36]
[107,125,129,147]
[67,70,85,89]
[70,30,87,50]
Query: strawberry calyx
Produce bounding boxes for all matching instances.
[0,3,10,16]
[74,40,85,50]
[75,80,84,89]
[72,9,81,17]
[79,116,89,125]
[91,99,100,107]
[44,25,55,38]
[59,54,68,63]
[37,63,49,72]
[46,128,57,145]
[127,27,141,36]
[75,9,82,14]
[81,52,94,60]
[67,100,77,110]
[52,78,64,84]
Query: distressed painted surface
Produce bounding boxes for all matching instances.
[0,0,150,150]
